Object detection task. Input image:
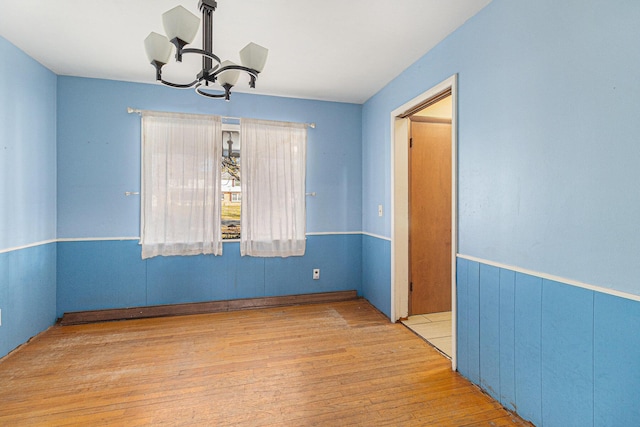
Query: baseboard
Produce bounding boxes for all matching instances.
[59,290,359,325]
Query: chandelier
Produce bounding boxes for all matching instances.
[143,0,268,100]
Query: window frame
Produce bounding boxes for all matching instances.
[221,122,241,241]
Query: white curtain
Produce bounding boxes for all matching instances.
[240,118,307,257]
[140,111,222,259]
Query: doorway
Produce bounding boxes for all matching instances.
[404,95,453,357]
[409,98,452,315]
[390,75,458,369]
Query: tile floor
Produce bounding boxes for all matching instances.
[402,311,452,358]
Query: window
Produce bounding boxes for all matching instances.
[221,125,241,240]
[140,112,306,258]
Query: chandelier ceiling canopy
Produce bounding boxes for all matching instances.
[144,0,268,101]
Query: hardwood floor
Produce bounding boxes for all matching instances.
[0,300,530,426]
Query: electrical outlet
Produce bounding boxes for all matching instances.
[313,269,320,280]
[378,204,383,217]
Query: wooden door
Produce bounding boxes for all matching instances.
[409,120,452,315]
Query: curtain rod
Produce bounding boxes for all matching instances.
[127,107,316,129]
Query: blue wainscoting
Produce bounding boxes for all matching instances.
[457,257,640,426]
[361,234,391,318]
[57,234,363,318]
[56,240,147,313]
[593,293,640,426]
[0,243,57,358]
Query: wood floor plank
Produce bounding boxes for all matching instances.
[0,299,531,426]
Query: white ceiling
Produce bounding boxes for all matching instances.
[0,0,491,104]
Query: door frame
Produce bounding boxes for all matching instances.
[390,74,458,370]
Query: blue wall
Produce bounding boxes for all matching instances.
[0,38,57,248]
[54,76,364,317]
[0,37,58,358]
[0,245,57,358]
[362,0,640,299]
[56,77,362,238]
[361,234,391,318]
[57,235,362,318]
[457,257,640,426]
[360,0,640,424]
[1,38,364,357]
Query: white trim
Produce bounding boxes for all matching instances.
[361,232,392,241]
[391,117,410,323]
[390,74,459,371]
[306,231,365,236]
[457,253,640,303]
[450,76,459,373]
[1,233,373,253]
[223,232,364,243]
[56,232,380,240]
[57,237,140,242]
[0,239,57,254]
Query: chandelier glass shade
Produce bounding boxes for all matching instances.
[144,0,268,100]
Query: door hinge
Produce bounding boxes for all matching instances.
[410,282,413,292]
[410,137,413,148]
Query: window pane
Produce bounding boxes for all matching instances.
[221,130,241,239]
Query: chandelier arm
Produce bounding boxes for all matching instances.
[209,65,259,89]
[195,83,232,101]
[211,64,259,79]
[160,79,199,89]
[195,87,226,98]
